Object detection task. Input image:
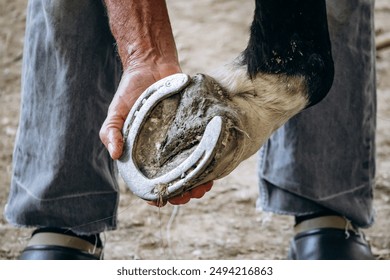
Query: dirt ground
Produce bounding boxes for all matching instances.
[1,0,390,260]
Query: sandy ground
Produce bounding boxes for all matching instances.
[1,0,390,260]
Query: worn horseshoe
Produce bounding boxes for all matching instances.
[117,73,224,201]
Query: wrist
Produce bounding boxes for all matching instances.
[121,43,180,73]
[123,54,181,79]
[104,0,179,72]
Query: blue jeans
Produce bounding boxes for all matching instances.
[258,0,376,228]
[5,0,376,234]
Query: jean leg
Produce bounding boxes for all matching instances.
[5,0,122,234]
[258,0,376,227]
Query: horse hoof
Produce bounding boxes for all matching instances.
[117,74,224,201]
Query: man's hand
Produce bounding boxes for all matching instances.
[101,0,181,159]
[99,65,181,160]
[101,0,213,206]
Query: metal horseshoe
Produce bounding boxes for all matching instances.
[117,73,223,201]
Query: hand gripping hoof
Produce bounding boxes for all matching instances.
[117,73,224,201]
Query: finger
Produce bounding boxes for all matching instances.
[168,181,213,205]
[168,191,191,205]
[99,115,125,160]
[99,74,146,159]
[189,181,214,199]
[188,187,206,199]
[202,181,213,192]
[107,129,124,160]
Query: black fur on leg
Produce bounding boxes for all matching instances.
[242,0,334,107]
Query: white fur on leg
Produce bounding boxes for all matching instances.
[209,60,309,162]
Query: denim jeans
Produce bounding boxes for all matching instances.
[258,0,376,228]
[5,0,122,234]
[5,0,376,234]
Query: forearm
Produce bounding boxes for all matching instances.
[103,0,179,70]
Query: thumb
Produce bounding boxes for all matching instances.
[99,113,126,160]
[99,72,150,159]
